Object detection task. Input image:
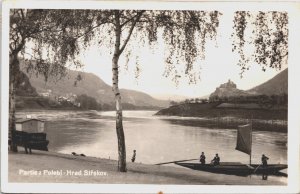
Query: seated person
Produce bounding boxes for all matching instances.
[211,153,220,165]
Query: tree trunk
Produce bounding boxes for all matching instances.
[9,54,20,152]
[9,81,17,152]
[112,54,127,172]
[112,11,127,172]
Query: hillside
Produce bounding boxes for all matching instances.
[20,64,168,108]
[155,70,288,132]
[15,71,38,96]
[248,68,288,95]
[209,69,288,101]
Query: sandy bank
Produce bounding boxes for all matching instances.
[9,150,285,185]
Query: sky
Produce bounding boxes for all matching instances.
[75,10,287,100]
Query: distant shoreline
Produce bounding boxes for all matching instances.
[155,103,287,133]
[16,108,160,112]
[15,95,164,111]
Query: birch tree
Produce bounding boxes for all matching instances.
[80,10,223,172]
[9,9,57,151]
[8,9,98,151]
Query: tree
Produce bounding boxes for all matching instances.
[200,98,208,104]
[59,10,222,172]
[8,9,97,151]
[9,9,288,173]
[9,10,55,151]
[169,101,178,106]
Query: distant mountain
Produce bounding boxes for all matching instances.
[20,65,168,108]
[248,68,288,95]
[119,89,168,107]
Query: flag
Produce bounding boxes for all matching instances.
[236,124,252,155]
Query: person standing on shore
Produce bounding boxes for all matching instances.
[261,154,269,166]
[200,152,206,165]
[131,150,136,162]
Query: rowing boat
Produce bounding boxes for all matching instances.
[175,162,287,176]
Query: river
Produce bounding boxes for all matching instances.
[16,110,287,183]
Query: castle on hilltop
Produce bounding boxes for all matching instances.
[209,79,244,102]
[219,79,237,89]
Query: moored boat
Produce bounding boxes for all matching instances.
[175,162,287,176]
[175,123,287,176]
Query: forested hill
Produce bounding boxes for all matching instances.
[20,63,168,108]
[248,68,288,95]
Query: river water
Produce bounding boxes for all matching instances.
[16,110,287,183]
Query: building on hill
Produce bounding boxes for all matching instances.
[209,79,247,102]
[219,79,237,89]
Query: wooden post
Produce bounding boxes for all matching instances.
[250,115,253,165]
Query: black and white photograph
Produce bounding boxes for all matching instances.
[1,1,300,193]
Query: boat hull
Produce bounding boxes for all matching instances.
[175,162,287,176]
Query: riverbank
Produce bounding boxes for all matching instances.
[8,150,285,185]
[155,103,287,132]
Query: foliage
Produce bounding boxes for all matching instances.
[232,11,288,76]
[208,93,288,107]
[170,98,209,106]
[11,9,288,83]
[32,10,222,85]
[10,10,64,80]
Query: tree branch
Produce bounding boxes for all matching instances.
[75,22,108,40]
[119,11,145,54]
[120,12,141,28]
[20,9,25,20]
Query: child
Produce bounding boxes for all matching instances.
[131,150,136,162]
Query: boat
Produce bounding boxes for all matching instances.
[12,118,49,152]
[175,162,287,176]
[13,130,49,151]
[175,123,288,176]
